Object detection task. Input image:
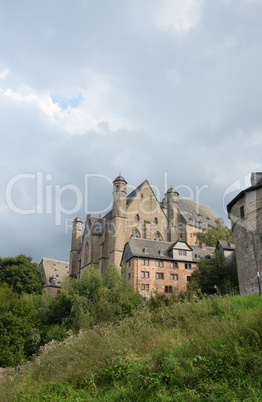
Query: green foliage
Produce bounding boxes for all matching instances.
[194,218,234,247]
[4,295,262,401]
[0,255,42,295]
[188,252,239,295]
[0,285,40,367]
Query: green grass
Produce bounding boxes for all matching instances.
[2,294,262,401]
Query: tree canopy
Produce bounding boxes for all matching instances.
[0,255,43,294]
[194,218,234,247]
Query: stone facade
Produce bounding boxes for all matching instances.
[70,175,219,279]
[227,172,262,295]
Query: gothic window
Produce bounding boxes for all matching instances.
[154,231,163,241]
[84,242,89,265]
[131,228,140,238]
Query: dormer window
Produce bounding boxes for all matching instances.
[143,247,149,254]
[159,250,164,256]
[198,214,202,219]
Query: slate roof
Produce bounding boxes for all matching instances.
[227,180,262,214]
[39,258,69,288]
[217,240,235,251]
[122,237,215,263]
[178,198,219,228]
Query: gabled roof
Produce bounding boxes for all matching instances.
[39,258,69,288]
[170,240,193,251]
[227,181,262,214]
[122,237,174,261]
[217,240,235,251]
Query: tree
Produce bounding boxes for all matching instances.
[0,255,43,295]
[194,218,234,247]
[187,252,239,295]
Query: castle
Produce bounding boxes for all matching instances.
[227,172,262,295]
[69,175,219,282]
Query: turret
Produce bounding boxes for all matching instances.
[112,174,127,218]
[166,186,179,242]
[69,217,83,276]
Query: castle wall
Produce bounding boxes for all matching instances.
[230,187,262,294]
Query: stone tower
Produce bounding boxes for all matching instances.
[166,186,179,242]
[69,217,83,276]
[110,175,128,267]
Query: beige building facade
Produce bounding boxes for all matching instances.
[69,175,219,279]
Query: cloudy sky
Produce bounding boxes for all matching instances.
[1,0,262,263]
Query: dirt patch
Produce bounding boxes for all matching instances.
[0,368,16,385]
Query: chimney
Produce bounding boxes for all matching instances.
[251,172,262,187]
[201,243,206,249]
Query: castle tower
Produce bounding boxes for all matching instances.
[69,217,83,276]
[166,186,179,242]
[110,175,128,267]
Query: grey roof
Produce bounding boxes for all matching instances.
[191,245,215,260]
[227,177,262,214]
[39,258,69,288]
[217,240,235,250]
[123,237,175,261]
[178,198,219,228]
[166,186,179,194]
[113,175,127,183]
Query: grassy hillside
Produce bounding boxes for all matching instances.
[2,294,262,401]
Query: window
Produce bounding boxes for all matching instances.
[141,271,145,278]
[143,247,149,254]
[171,262,174,268]
[159,250,164,256]
[189,233,193,238]
[145,259,149,266]
[175,262,178,268]
[136,214,140,222]
[185,263,188,269]
[189,263,192,269]
[142,284,149,291]
[156,260,159,267]
[175,274,178,280]
[171,274,175,280]
[141,271,149,278]
[183,250,187,256]
[154,232,162,241]
[187,276,191,282]
[160,261,163,267]
[142,259,149,266]
[128,273,131,280]
[145,284,149,290]
[129,261,131,267]
[142,259,145,265]
[131,228,140,237]
[154,217,158,225]
[156,272,164,279]
[180,233,183,239]
[141,284,145,290]
[179,250,182,255]
[165,286,173,293]
[53,263,56,267]
[240,206,245,219]
[145,271,149,278]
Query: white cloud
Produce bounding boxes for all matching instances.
[0,73,133,135]
[0,69,9,79]
[152,0,204,33]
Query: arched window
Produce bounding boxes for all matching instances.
[154,217,158,225]
[130,228,140,238]
[84,242,89,265]
[154,232,163,241]
[136,214,140,222]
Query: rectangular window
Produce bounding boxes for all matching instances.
[141,284,145,290]
[145,259,149,266]
[183,250,187,256]
[189,263,192,269]
[156,261,159,267]
[175,274,178,280]
[142,259,145,265]
[171,274,174,280]
[156,272,164,279]
[165,286,173,293]
[175,262,178,268]
[185,263,188,269]
[171,262,174,268]
[128,273,131,280]
[141,271,145,278]
[145,284,149,290]
[179,250,182,255]
[160,261,163,267]
[145,272,149,278]
[187,276,191,282]
[240,206,245,219]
